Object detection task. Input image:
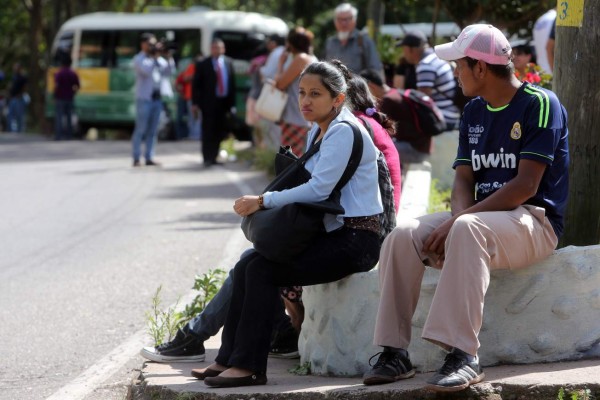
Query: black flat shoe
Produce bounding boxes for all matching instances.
[204,373,268,388]
[191,368,223,380]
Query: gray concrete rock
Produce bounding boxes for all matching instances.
[299,245,600,376]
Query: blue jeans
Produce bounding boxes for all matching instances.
[175,96,188,140]
[187,248,255,341]
[54,99,74,140]
[131,98,162,161]
[7,96,26,133]
[186,100,202,140]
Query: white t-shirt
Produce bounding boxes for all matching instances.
[532,8,556,74]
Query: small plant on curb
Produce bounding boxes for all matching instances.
[145,269,226,347]
[174,268,226,327]
[557,387,594,400]
[145,285,180,347]
[288,362,311,376]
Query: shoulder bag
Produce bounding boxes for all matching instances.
[241,121,363,263]
[254,81,288,122]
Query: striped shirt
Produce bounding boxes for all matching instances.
[416,48,460,128]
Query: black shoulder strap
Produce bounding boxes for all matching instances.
[334,121,364,191]
[297,121,363,192]
[357,116,375,141]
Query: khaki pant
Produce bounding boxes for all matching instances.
[374,205,558,356]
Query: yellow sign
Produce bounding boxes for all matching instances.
[46,67,109,94]
[556,0,585,27]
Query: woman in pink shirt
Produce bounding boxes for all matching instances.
[347,75,402,211]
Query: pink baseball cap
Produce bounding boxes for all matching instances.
[434,24,512,65]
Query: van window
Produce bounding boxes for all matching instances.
[78,29,201,68]
[214,31,266,61]
[80,30,112,67]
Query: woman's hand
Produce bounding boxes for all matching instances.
[233,195,261,217]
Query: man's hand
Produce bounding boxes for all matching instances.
[234,195,261,217]
[422,216,456,268]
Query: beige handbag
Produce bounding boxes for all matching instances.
[255,81,288,122]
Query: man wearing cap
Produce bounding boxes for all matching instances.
[363,24,569,392]
[399,29,460,130]
[324,3,383,76]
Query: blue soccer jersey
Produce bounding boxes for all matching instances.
[453,82,569,237]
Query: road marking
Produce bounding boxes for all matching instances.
[46,169,253,400]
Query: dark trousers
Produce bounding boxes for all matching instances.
[215,227,381,373]
[201,98,228,164]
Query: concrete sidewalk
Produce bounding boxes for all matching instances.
[131,334,600,400]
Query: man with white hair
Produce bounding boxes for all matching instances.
[363,24,569,392]
[324,3,383,75]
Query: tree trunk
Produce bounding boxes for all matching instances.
[27,0,47,134]
[556,1,600,246]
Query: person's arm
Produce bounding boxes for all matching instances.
[423,159,547,258]
[419,87,433,96]
[274,54,309,91]
[450,165,476,215]
[227,59,237,111]
[73,72,80,93]
[191,60,203,108]
[233,124,354,216]
[134,54,154,78]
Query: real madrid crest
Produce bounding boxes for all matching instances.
[510,122,522,140]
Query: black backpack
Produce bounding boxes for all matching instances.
[357,117,397,239]
[400,89,447,137]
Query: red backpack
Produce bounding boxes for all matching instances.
[401,89,447,137]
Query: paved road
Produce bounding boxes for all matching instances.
[0,134,267,400]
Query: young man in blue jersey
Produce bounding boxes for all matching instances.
[363,24,569,392]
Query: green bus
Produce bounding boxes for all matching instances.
[46,9,288,139]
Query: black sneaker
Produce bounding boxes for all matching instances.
[140,327,205,363]
[425,351,485,392]
[269,326,299,359]
[363,349,415,385]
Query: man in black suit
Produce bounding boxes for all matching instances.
[192,38,237,166]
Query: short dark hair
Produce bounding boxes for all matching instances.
[359,68,384,87]
[140,32,155,43]
[268,33,285,47]
[465,56,514,79]
[287,27,313,54]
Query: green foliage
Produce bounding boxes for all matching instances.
[145,285,181,347]
[288,361,311,375]
[173,268,227,328]
[557,387,594,400]
[376,34,402,65]
[438,0,555,33]
[428,178,451,214]
[145,268,226,347]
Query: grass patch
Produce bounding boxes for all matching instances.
[428,178,451,213]
[288,362,311,376]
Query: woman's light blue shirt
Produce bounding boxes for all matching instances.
[262,107,382,232]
